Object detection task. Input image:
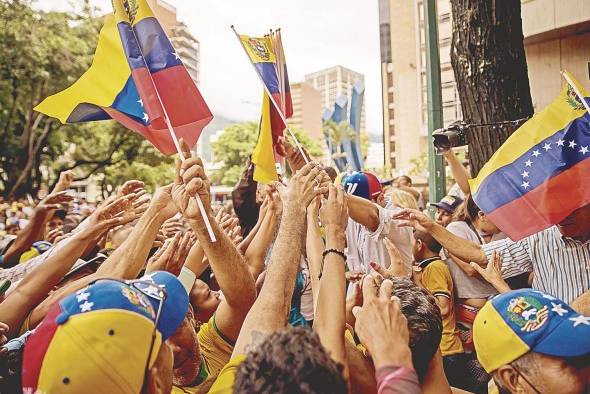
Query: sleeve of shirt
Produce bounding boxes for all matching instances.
[376,366,421,394]
[369,206,414,265]
[481,237,533,279]
[421,262,452,299]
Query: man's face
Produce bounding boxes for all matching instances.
[145,342,174,393]
[435,208,453,227]
[47,217,64,232]
[189,279,221,323]
[515,354,589,394]
[167,311,201,386]
[557,205,590,241]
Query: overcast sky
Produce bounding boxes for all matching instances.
[37,0,384,134]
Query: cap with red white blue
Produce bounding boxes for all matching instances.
[342,171,383,200]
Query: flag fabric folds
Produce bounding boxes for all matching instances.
[469,72,590,240]
[252,93,279,183]
[34,0,212,155]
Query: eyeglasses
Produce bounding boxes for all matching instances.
[510,363,542,394]
[88,278,167,389]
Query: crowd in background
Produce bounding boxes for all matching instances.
[0,137,588,394]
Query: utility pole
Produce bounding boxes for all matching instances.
[424,0,446,205]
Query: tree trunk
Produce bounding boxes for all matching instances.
[450,0,534,175]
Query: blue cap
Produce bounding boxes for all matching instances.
[342,172,383,200]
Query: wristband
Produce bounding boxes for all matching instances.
[318,249,347,279]
[178,266,197,294]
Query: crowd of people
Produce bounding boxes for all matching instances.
[0,136,588,394]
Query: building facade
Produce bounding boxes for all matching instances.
[289,82,323,140]
[304,65,367,132]
[379,0,590,174]
[147,0,201,86]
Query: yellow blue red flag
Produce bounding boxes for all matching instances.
[252,93,279,183]
[34,0,212,154]
[469,72,590,240]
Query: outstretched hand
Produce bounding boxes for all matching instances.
[352,276,413,370]
[470,251,511,293]
[391,208,434,232]
[319,184,348,233]
[272,162,327,211]
[146,231,193,276]
[36,191,74,213]
[370,238,411,279]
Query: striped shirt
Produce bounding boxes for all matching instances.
[482,226,590,303]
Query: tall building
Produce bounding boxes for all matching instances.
[379,0,590,174]
[304,66,367,132]
[289,82,323,140]
[147,0,201,85]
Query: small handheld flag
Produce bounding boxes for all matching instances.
[469,71,590,240]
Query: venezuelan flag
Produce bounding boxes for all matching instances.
[469,72,590,240]
[34,0,212,155]
[238,34,292,149]
[252,93,279,183]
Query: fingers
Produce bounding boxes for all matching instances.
[295,161,317,177]
[179,138,193,161]
[181,159,206,184]
[361,274,379,302]
[470,262,485,276]
[369,261,387,277]
[175,156,183,184]
[383,238,403,261]
[379,279,394,300]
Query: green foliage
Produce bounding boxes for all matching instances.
[408,153,428,178]
[211,122,323,186]
[0,0,173,197]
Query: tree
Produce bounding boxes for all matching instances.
[211,122,323,186]
[450,0,533,174]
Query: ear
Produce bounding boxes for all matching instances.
[143,343,173,394]
[496,365,523,393]
[478,210,486,222]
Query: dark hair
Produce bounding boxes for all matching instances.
[413,230,443,254]
[234,327,346,394]
[455,194,481,224]
[384,278,442,382]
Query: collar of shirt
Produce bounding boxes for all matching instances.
[418,256,440,269]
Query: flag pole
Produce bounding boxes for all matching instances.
[562,70,590,114]
[124,13,216,242]
[231,25,310,164]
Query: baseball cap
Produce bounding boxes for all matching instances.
[430,195,463,214]
[474,289,590,373]
[63,254,108,280]
[22,271,189,393]
[342,171,383,200]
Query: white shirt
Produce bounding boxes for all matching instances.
[345,203,414,274]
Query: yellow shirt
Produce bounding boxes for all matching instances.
[208,355,247,393]
[172,315,235,393]
[421,259,464,356]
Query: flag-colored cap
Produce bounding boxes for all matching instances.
[22,271,189,393]
[430,195,464,214]
[342,172,383,200]
[474,289,590,373]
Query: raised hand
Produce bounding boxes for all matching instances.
[85,195,135,234]
[319,184,348,233]
[150,184,179,222]
[46,227,65,244]
[370,238,411,279]
[352,277,413,370]
[146,231,192,276]
[391,208,434,232]
[470,251,511,293]
[272,162,327,211]
[172,139,211,222]
[36,191,74,213]
[55,170,75,190]
[161,217,184,238]
[117,180,145,198]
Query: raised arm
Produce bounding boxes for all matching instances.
[313,184,348,366]
[172,140,256,341]
[442,149,471,195]
[306,197,324,312]
[346,194,380,232]
[232,162,327,357]
[392,209,487,265]
[244,191,280,280]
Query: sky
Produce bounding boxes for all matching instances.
[36,0,384,135]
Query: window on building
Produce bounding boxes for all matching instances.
[388,108,394,121]
[388,92,394,103]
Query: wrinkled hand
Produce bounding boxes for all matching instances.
[391,208,434,232]
[273,162,327,210]
[352,276,413,370]
[85,195,137,234]
[172,139,211,221]
[161,217,184,238]
[320,184,348,232]
[370,238,410,279]
[146,231,192,276]
[346,280,363,326]
[36,191,74,213]
[470,251,511,293]
[149,184,178,221]
[56,170,75,188]
[117,180,145,198]
[46,228,64,244]
[278,136,309,170]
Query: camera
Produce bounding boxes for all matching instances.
[432,121,469,152]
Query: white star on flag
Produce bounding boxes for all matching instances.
[137,98,143,107]
[543,143,551,151]
[569,140,577,148]
[570,315,590,327]
[532,150,541,157]
[551,302,568,316]
[556,139,565,147]
[521,171,529,178]
[580,146,589,155]
[76,292,90,302]
[80,301,94,313]
[525,160,533,167]
[142,112,149,123]
[541,293,556,301]
[521,181,530,189]
[173,52,180,60]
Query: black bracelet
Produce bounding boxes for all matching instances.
[318,249,347,280]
